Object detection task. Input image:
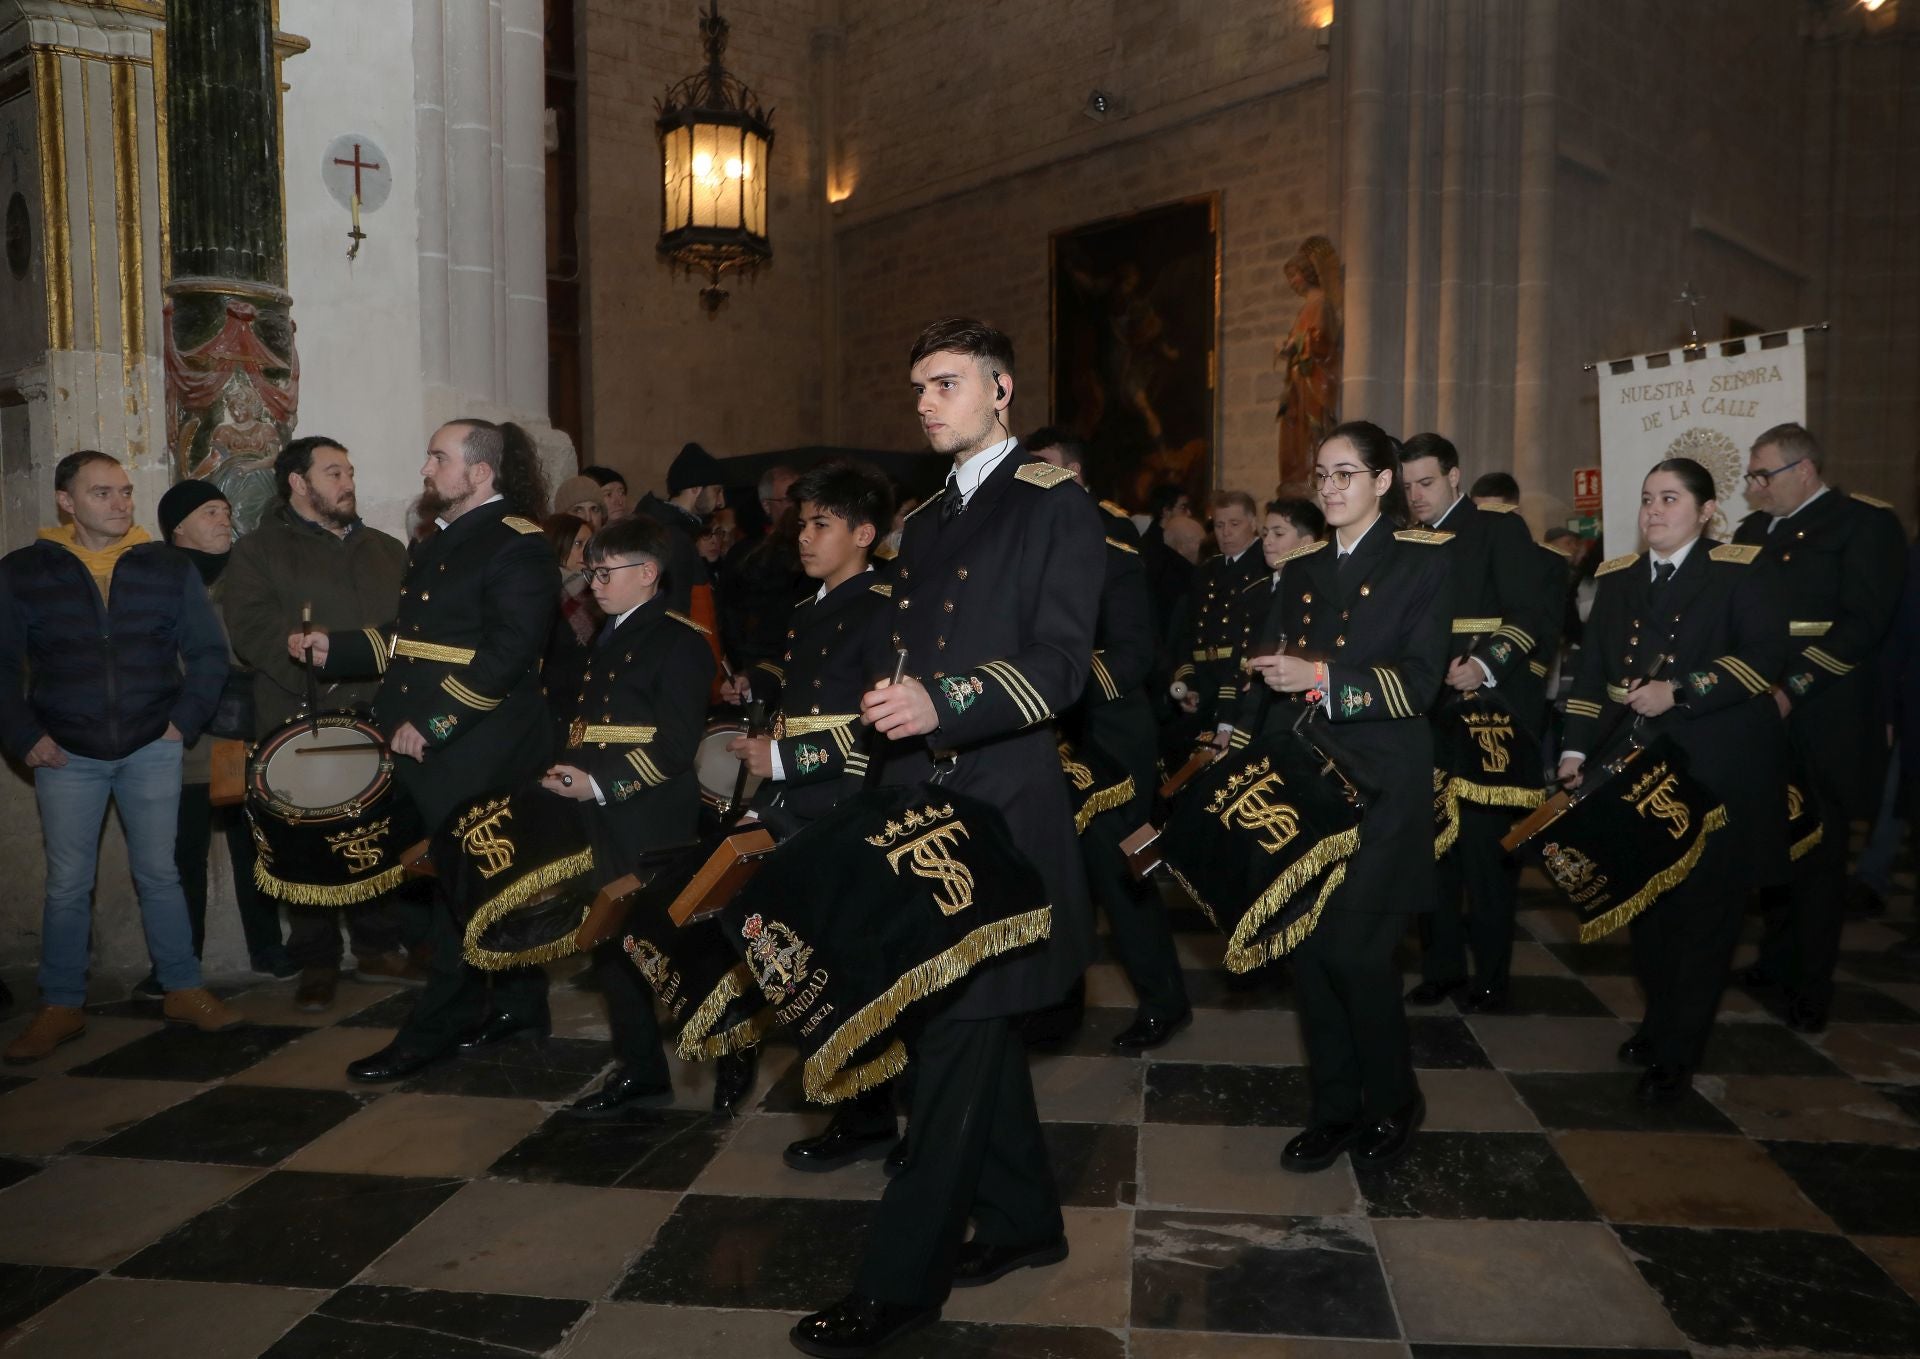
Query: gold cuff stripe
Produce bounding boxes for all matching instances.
[363,628,389,673]
[1606,683,1630,703]
[979,660,1050,727]
[1493,625,1536,651]
[1228,729,1251,750]
[1804,646,1853,676]
[626,748,667,786]
[393,639,478,666]
[1373,666,1414,718]
[783,713,859,737]
[1452,617,1502,634]
[1788,621,1831,637]
[1529,660,1549,678]
[1716,656,1769,695]
[843,754,871,776]
[1090,654,1120,702]
[1566,698,1604,717]
[441,677,501,711]
[572,724,656,746]
[1104,536,1139,555]
[753,661,786,681]
[1172,664,1196,681]
[830,724,857,755]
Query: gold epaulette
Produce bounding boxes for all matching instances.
[1105,536,1139,555]
[1099,499,1131,520]
[869,581,893,597]
[873,541,898,560]
[666,609,712,635]
[1543,540,1573,559]
[1595,552,1640,577]
[1853,492,1896,511]
[1709,543,1761,565]
[1394,528,1454,545]
[502,515,543,535]
[1275,538,1327,566]
[1479,502,1520,514]
[1014,461,1076,489]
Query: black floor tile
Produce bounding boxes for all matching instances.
[1354,1131,1596,1221]
[1411,1348,1690,1359]
[1508,1072,1739,1134]
[1453,974,1611,1018]
[1130,1210,1398,1338]
[1043,1121,1136,1207]
[1762,1141,1920,1235]
[1144,1062,1313,1127]
[87,1085,370,1167]
[1543,942,1638,977]
[1838,950,1920,986]
[0,1156,41,1191]
[0,1262,94,1331]
[488,1106,728,1190]
[1800,982,1920,1025]
[1409,1015,1493,1070]
[1181,965,1295,1011]
[65,1024,307,1082]
[890,1323,1127,1358]
[1870,1081,1920,1124]
[1696,1022,1842,1077]
[114,1169,461,1289]
[614,1193,873,1311]
[0,1075,33,1097]
[1615,1224,1920,1355]
[259,1284,587,1359]
[395,1035,609,1101]
[334,990,418,1029]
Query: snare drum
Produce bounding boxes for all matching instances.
[248,713,420,906]
[696,721,764,815]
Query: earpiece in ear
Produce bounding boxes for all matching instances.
[991,371,1006,404]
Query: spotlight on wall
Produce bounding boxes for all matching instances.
[1084,89,1126,123]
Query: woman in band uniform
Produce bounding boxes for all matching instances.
[1237,421,1453,1173]
[1556,457,1788,1104]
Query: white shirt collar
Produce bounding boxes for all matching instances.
[1336,513,1384,556]
[1431,495,1466,528]
[434,492,505,531]
[612,593,659,629]
[1774,484,1830,524]
[1650,536,1700,576]
[1225,543,1254,564]
[947,437,1019,508]
[815,563,875,603]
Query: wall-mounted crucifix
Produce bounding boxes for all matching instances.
[321,134,392,261]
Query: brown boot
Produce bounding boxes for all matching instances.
[162,987,245,1032]
[351,950,429,988]
[294,966,340,1012]
[4,1005,86,1065]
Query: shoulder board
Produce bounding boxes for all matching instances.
[1275,538,1328,566]
[1104,536,1139,555]
[1709,543,1761,565]
[872,541,898,561]
[1099,499,1131,520]
[1852,492,1896,511]
[1479,502,1519,514]
[665,609,712,635]
[502,515,543,535]
[1542,540,1573,560]
[868,581,893,597]
[1394,528,1454,545]
[1013,461,1076,490]
[1594,552,1640,577]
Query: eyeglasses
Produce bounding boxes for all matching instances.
[1310,468,1369,490]
[584,562,647,585]
[1743,459,1805,486]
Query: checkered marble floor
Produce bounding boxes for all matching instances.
[2,872,1919,1359]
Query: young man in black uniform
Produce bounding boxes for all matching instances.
[1169,491,1266,751]
[540,516,754,1116]
[1027,428,1191,1049]
[293,420,558,1083]
[790,320,1104,1357]
[1734,423,1907,1032]
[1401,433,1562,1013]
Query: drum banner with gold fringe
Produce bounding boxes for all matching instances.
[248,714,422,907]
[719,784,1052,1104]
[1057,736,1136,834]
[1785,755,1823,862]
[1158,730,1365,973]
[1431,690,1546,860]
[432,785,596,970]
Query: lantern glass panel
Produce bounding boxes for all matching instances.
[743,130,767,236]
[662,125,691,231]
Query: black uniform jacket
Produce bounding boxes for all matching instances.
[871,450,1106,1019]
[562,595,714,885]
[1562,541,1791,890]
[1065,501,1159,815]
[1733,490,1907,817]
[1429,497,1562,734]
[635,494,707,614]
[1226,519,1454,915]
[1172,546,1266,726]
[750,569,894,825]
[324,500,555,830]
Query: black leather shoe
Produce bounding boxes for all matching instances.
[785,1115,898,1173]
[1281,1120,1364,1173]
[884,1134,909,1177]
[790,1293,938,1358]
[1352,1094,1425,1167]
[1733,964,1776,991]
[952,1235,1069,1288]
[712,1048,757,1115]
[1635,1064,1691,1105]
[455,1007,551,1050]
[1405,977,1466,1006]
[1112,1007,1192,1051]
[346,1042,445,1084]
[1784,996,1828,1035]
[1458,987,1507,1015]
[563,1066,672,1118]
[1617,1033,1654,1067]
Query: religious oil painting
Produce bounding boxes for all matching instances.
[1050,195,1220,510]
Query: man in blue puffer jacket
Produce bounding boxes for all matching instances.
[0,450,242,1063]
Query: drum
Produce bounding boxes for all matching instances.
[432,784,596,969]
[1432,690,1545,859]
[718,784,1052,1104]
[696,721,764,816]
[248,713,420,906]
[619,845,776,1061]
[1502,734,1728,943]
[1058,736,1135,835]
[1158,726,1367,973]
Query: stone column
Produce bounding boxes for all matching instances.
[1510,0,1557,504]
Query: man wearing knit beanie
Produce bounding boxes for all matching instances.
[635,442,725,615]
[157,479,231,549]
[553,474,608,530]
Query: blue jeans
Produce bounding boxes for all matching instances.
[34,737,201,1006]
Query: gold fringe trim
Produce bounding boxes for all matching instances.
[253,861,408,908]
[460,850,597,969]
[800,906,1053,1105]
[1575,804,1729,944]
[673,962,778,1061]
[815,1038,910,1104]
[1074,776,1136,833]
[1433,780,1462,860]
[1224,862,1349,974]
[1789,823,1824,862]
[1448,777,1546,813]
[1164,826,1362,973]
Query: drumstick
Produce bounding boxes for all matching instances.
[859,650,910,792]
[301,602,319,736]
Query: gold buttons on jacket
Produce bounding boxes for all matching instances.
[957,567,968,579]
[899,599,910,610]
[1302,592,1312,603]
[420,592,430,602]
[1335,636,1346,647]
[1359,585,1371,597]
[943,601,954,613]
[810,705,820,714]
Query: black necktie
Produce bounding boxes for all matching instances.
[940,473,963,524]
[1651,560,1676,591]
[1336,551,1353,578]
[596,618,619,648]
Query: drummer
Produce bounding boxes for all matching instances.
[1235,421,1452,1174]
[720,458,904,1167]
[541,515,757,1118]
[1557,457,1789,1105]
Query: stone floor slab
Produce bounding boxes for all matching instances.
[1138,1122,1362,1216]
[943,1207,1131,1328]
[0,1075,204,1157]
[1703,1073,1920,1145]
[0,1157,258,1269]
[1554,1130,1835,1230]
[284,1092,548,1178]
[0,1277,321,1359]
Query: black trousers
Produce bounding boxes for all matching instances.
[856,1014,1061,1307]
[1423,805,1521,993]
[1292,907,1418,1125]
[1630,835,1745,1069]
[285,897,409,969]
[594,938,671,1084]
[393,884,548,1052]
[174,783,281,963]
[1755,779,1848,1009]
[1082,818,1188,1019]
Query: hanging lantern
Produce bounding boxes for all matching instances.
[656,2,775,311]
